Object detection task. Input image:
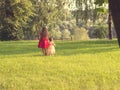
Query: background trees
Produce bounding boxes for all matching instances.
[0,0,119,44]
[94,0,120,46]
[0,0,34,40]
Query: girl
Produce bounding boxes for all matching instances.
[38,27,49,56]
[47,37,55,56]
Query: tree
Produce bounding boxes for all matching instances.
[32,0,69,39]
[90,25,107,39]
[95,0,113,40]
[108,4,112,40]
[74,27,89,40]
[95,0,120,46]
[0,0,34,40]
[61,29,71,39]
[74,0,106,25]
[51,29,62,39]
[108,0,120,47]
[0,0,73,40]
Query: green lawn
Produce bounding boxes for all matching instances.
[0,40,120,90]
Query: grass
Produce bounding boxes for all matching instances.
[0,40,120,90]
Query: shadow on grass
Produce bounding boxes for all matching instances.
[0,40,119,56]
[0,41,40,56]
[56,40,119,56]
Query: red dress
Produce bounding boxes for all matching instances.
[38,37,49,49]
[38,29,49,49]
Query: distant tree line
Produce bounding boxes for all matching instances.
[0,0,118,42]
[0,0,68,40]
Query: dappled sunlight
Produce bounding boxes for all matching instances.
[0,40,119,56]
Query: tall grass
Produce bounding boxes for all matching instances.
[0,40,120,90]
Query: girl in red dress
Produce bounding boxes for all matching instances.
[38,27,49,56]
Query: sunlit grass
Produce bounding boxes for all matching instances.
[0,40,120,90]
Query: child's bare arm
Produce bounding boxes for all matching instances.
[53,42,56,46]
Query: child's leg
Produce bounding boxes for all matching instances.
[44,49,48,56]
[48,49,52,56]
[42,48,45,56]
[47,49,50,56]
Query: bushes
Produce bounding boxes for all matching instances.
[50,29,62,39]
[89,25,107,39]
[61,29,71,39]
[74,27,89,40]
[0,25,24,41]
[49,22,108,40]
[50,22,108,40]
[50,20,90,40]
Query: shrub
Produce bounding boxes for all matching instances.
[61,29,71,39]
[73,27,89,40]
[90,25,107,39]
[50,29,62,40]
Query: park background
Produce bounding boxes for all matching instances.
[0,0,115,41]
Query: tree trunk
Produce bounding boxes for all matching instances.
[76,10,79,26]
[109,0,120,47]
[108,3,112,40]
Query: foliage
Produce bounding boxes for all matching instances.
[50,20,76,40]
[0,0,70,40]
[50,28,62,39]
[95,0,108,6]
[60,20,76,32]
[0,0,35,40]
[61,29,71,39]
[74,27,89,40]
[90,25,107,39]
[34,0,67,31]
[74,0,108,26]
[0,0,110,41]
